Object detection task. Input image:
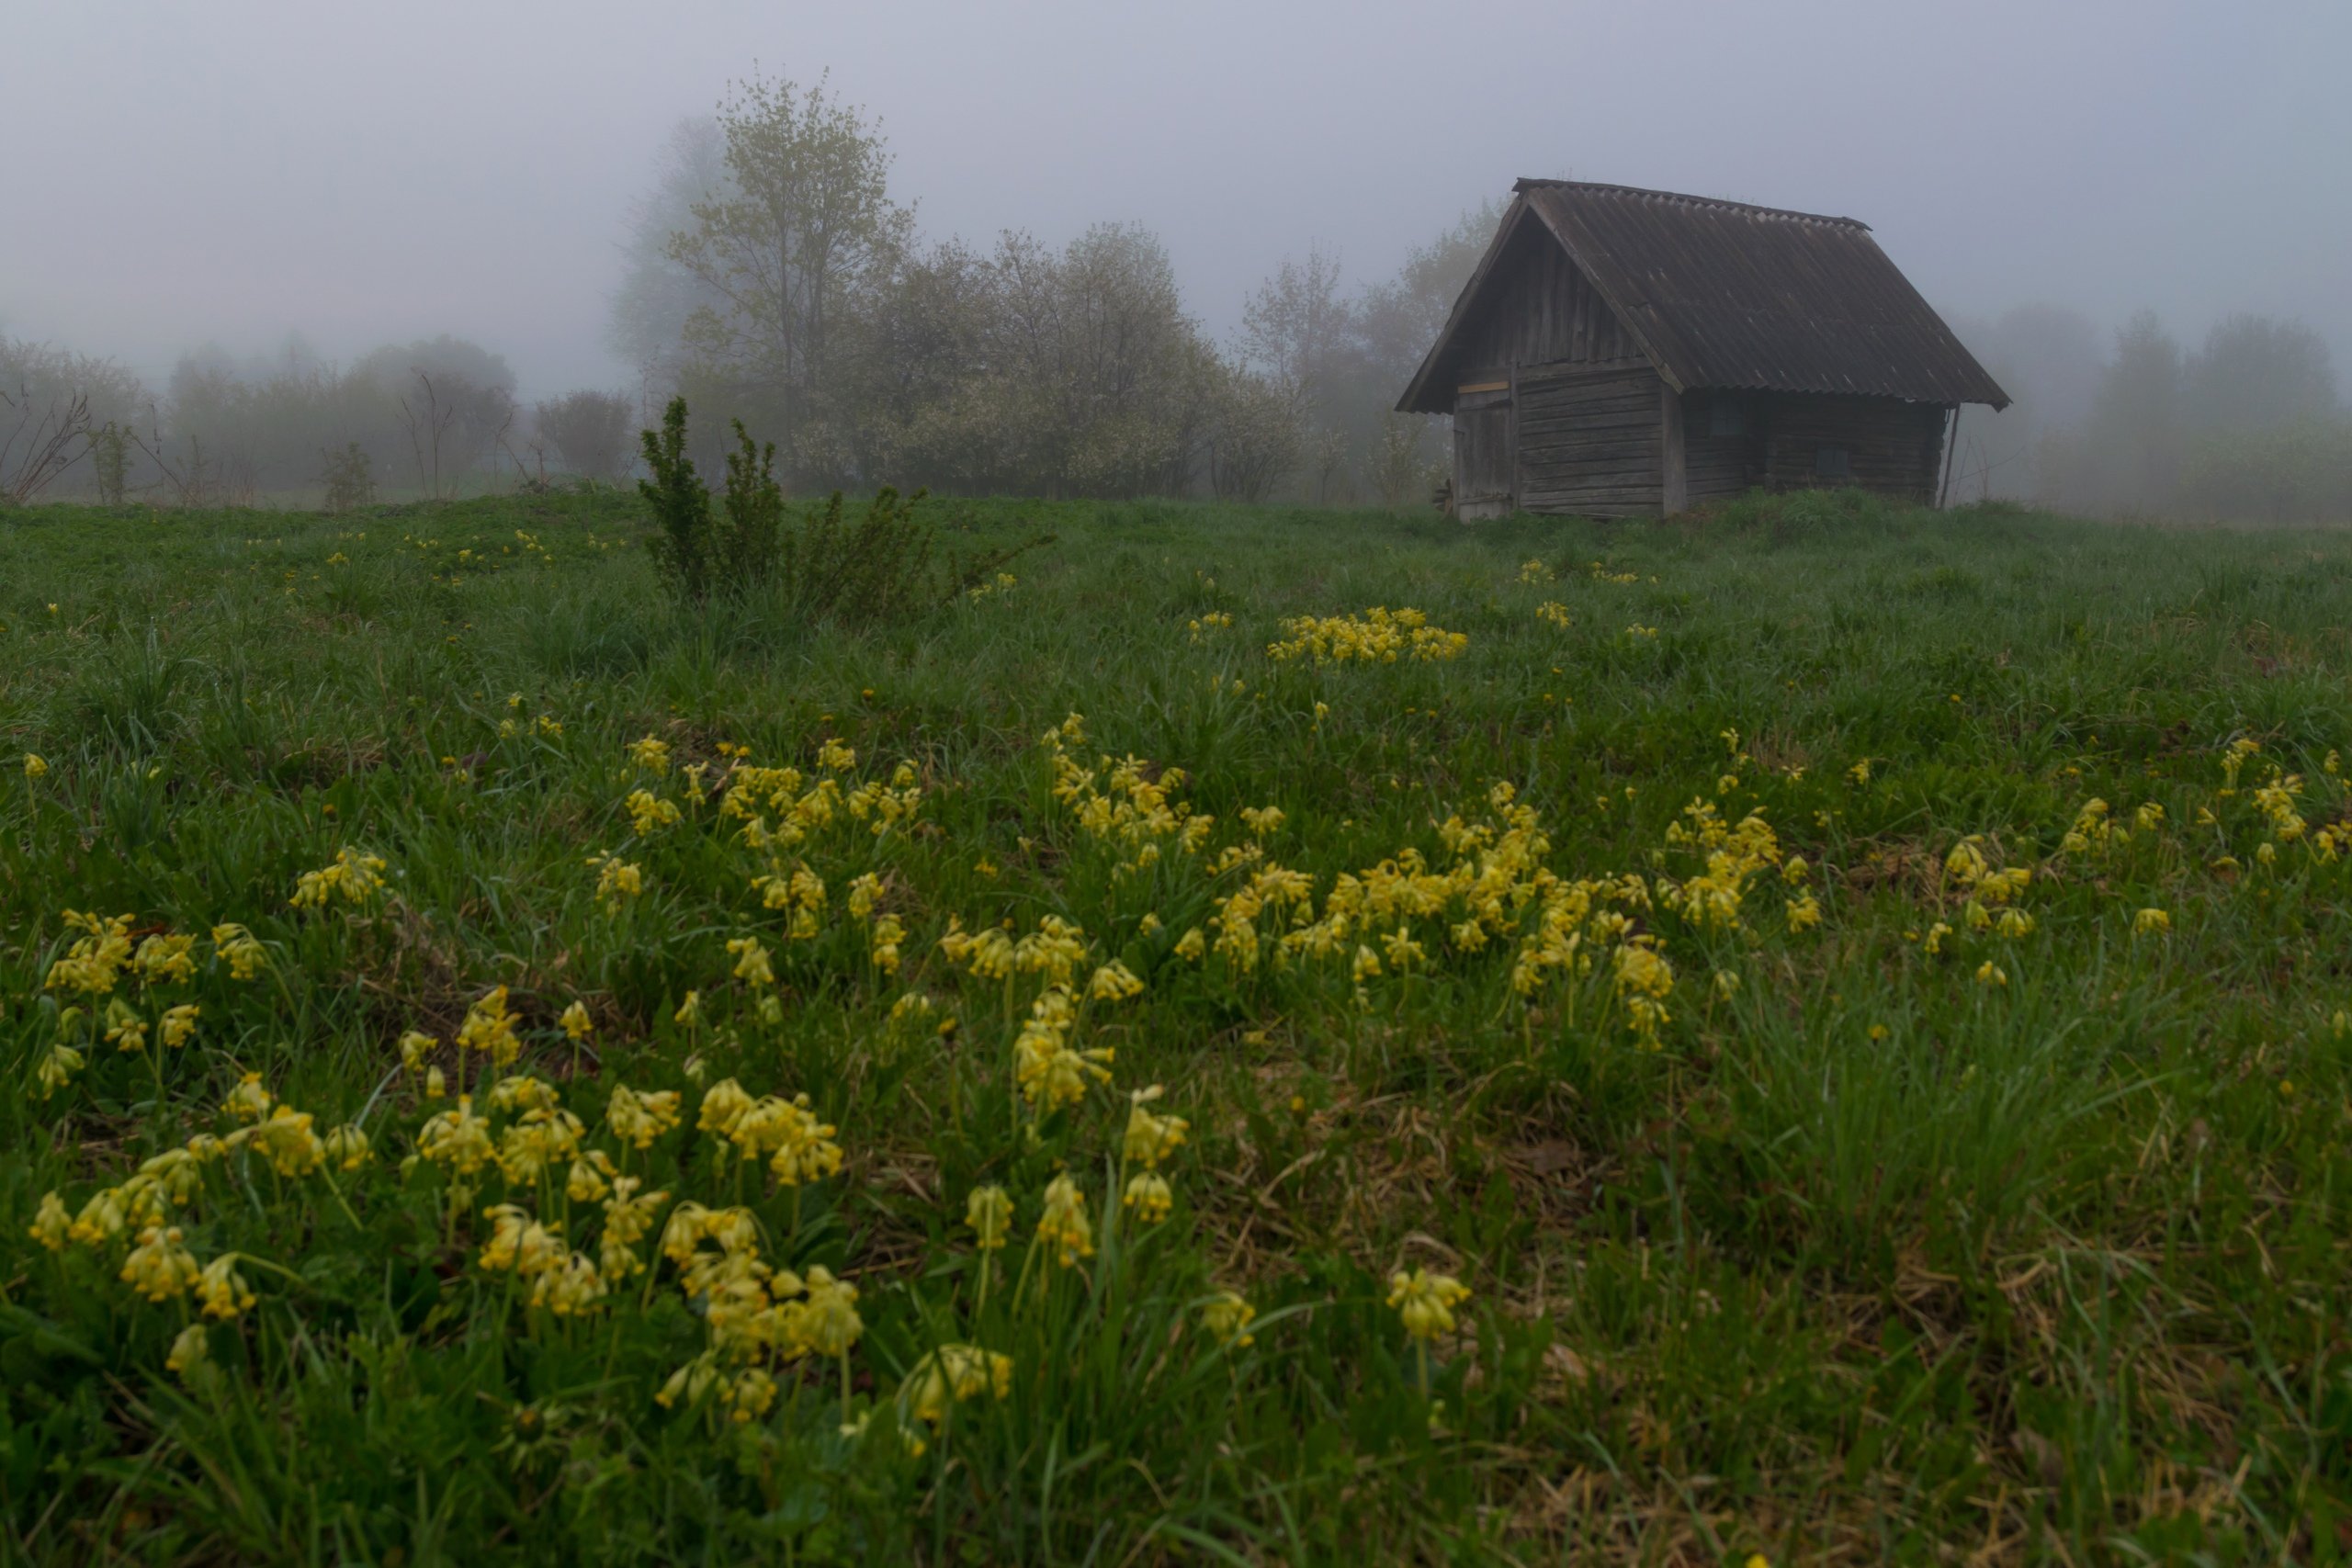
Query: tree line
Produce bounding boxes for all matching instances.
[1952,307,2346,523]
[605,73,1489,507]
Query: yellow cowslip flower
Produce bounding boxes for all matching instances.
[2134,908,2171,936]
[626,734,671,775]
[1036,1175,1094,1267]
[36,1042,85,1099]
[1138,912,1164,937]
[399,1030,437,1072]
[531,1253,607,1316]
[964,1185,1014,1251]
[1387,1268,1472,1342]
[1975,961,2008,987]
[654,1351,720,1411]
[606,1085,683,1150]
[1016,1033,1115,1114]
[165,1323,210,1380]
[1172,928,1205,962]
[899,1345,1013,1427]
[46,910,135,996]
[587,853,645,913]
[197,1256,256,1320]
[566,1156,611,1203]
[695,1078,752,1143]
[69,1187,130,1246]
[23,753,47,780]
[720,1365,777,1424]
[673,990,701,1028]
[479,1205,565,1276]
[600,1180,669,1280]
[103,1000,149,1055]
[1847,760,1871,785]
[1122,1171,1172,1224]
[28,1191,71,1251]
[799,1267,863,1358]
[159,1003,200,1049]
[1713,969,1740,999]
[224,1071,273,1122]
[136,1148,201,1207]
[1088,961,1145,1003]
[2135,802,2165,831]
[424,1065,447,1099]
[1923,921,1953,956]
[870,913,905,974]
[322,1124,372,1171]
[1381,926,1425,972]
[657,1201,716,1269]
[559,1000,593,1042]
[418,1096,494,1175]
[1784,892,1823,932]
[768,1097,843,1188]
[1123,1088,1190,1168]
[1351,945,1382,983]
[121,1225,200,1303]
[247,1104,326,1178]
[1996,908,2036,940]
[624,789,680,836]
[1239,805,1286,839]
[727,936,775,987]
[133,933,198,987]
[456,986,521,1066]
[289,847,390,910]
[1199,1291,1256,1348]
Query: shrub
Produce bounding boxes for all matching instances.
[320,442,376,513]
[776,485,1043,626]
[640,398,1049,619]
[639,397,716,603]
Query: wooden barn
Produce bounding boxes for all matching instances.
[1397,180,2009,519]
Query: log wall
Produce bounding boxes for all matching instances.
[1755,394,1949,502]
[1513,361,1664,517]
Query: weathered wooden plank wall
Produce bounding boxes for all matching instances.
[1514,360,1663,516]
[1453,400,1515,520]
[1453,225,1641,372]
[1756,394,1949,502]
[1680,390,1760,503]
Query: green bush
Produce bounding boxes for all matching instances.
[640,397,1047,619]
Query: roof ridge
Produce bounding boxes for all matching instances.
[1513,178,1870,231]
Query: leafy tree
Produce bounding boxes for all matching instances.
[666,70,912,483]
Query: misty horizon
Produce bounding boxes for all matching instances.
[5,0,2346,407]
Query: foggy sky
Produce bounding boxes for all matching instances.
[6,0,2346,403]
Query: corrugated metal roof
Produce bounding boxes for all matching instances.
[1397,181,2008,412]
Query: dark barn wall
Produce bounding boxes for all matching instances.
[1681,389,1763,504]
[1514,360,1664,517]
[1755,394,1949,502]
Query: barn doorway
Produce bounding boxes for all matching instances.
[1452,386,1513,520]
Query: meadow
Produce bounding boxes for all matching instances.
[2,484,2348,1564]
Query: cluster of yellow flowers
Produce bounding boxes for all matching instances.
[288,847,389,910]
[1042,715,1216,875]
[1267,607,1466,665]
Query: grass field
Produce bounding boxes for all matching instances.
[3,485,2349,1564]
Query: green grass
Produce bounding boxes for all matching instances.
[2,485,2349,1564]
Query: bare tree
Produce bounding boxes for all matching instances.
[401,371,462,501]
[0,384,92,504]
